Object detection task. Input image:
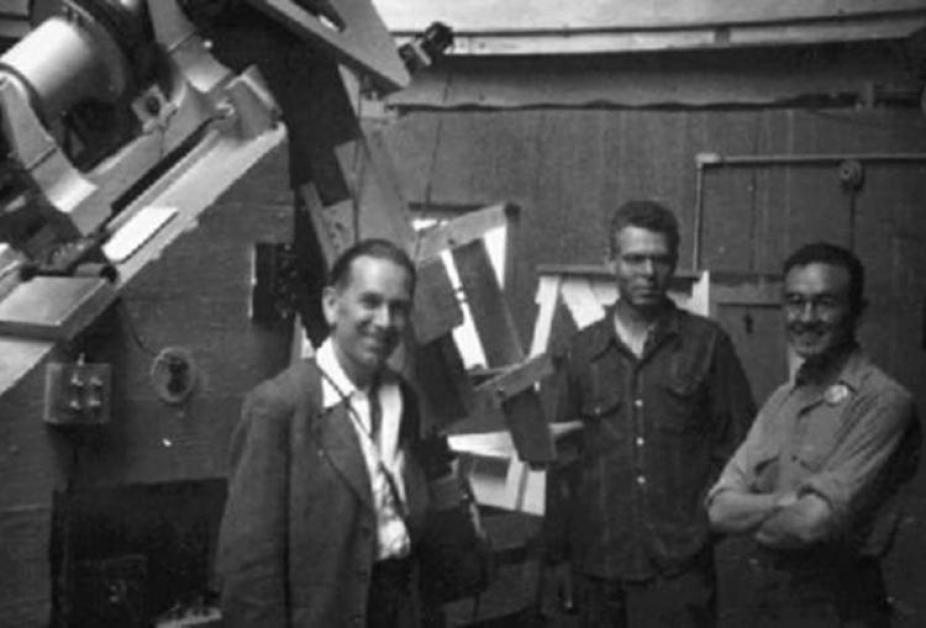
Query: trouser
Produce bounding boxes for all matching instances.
[573,557,717,628]
[367,557,413,628]
[748,546,891,628]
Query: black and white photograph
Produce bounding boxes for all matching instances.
[0,1,925,626]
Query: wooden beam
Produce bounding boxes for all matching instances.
[378,0,926,33]
[245,0,409,92]
[473,354,553,403]
[452,239,523,367]
[379,1,926,55]
[448,354,556,464]
[415,203,516,261]
[334,139,417,247]
[410,334,474,430]
[500,389,555,465]
[413,256,464,345]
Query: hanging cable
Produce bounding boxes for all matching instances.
[117,298,159,357]
[413,69,455,263]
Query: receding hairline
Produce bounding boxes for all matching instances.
[327,238,417,292]
[331,253,416,293]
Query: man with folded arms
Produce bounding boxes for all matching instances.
[708,242,920,627]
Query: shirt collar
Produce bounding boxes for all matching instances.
[316,337,358,409]
[794,341,863,390]
[316,337,399,409]
[590,299,681,360]
[833,346,869,392]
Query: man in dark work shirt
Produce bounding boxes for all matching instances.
[548,200,755,627]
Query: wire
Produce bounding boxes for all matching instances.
[412,69,456,263]
[117,298,159,357]
[350,74,366,245]
[421,70,455,214]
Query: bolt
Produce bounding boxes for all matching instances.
[144,95,161,117]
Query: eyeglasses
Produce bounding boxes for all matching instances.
[782,294,845,316]
[619,253,674,269]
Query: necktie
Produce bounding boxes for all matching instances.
[369,383,382,445]
[369,383,407,519]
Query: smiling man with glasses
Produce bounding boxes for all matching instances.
[707,242,921,627]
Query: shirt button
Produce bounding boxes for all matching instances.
[637,475,646,486]
[635,437,645,447]
[634,399,644,409]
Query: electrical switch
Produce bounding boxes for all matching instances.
[44,358,111,425]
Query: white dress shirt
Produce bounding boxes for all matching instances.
[316,339,411,560]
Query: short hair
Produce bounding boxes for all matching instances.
[608,200,680,259]
[327,238,417,292]
[783,242,865,315]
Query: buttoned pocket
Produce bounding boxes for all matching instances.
[793,403,844,472]
[659,366,708,434]
[579,395,621,422]
[578,395,623,453]
[667,351,709,397]
[667,373,702,398]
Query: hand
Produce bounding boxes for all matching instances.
[774,491,799,509]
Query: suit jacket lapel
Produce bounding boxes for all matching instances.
[315,402,375,512]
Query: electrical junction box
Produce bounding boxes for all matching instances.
[44,361,112,425]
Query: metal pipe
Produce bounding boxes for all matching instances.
[692,158,706,271]
[691,151,926,270]
[697,152,926,168]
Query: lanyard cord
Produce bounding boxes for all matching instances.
[316,365,380,445]
[316,365,407,517]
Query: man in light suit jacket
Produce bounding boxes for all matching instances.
[217,238,449,627]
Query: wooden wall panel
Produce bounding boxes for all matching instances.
[380,106,926,417]
[381,107,926,329]
[0,506,52,624]
[389,44,920,109]
[376,0,926,33]
[715,304,786,405]
[366,34,926,620]
[852,163,926,414]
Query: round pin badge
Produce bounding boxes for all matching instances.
[824,383,850,405]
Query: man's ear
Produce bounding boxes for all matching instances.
[604,253,617,274]
[321,286,338,327]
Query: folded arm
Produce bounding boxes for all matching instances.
[710,387,916,549]
[753,492,832,548]
[709,489,793,535]
[707,397,786,534]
